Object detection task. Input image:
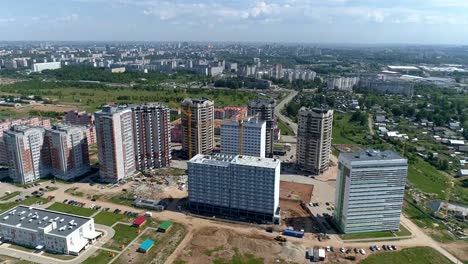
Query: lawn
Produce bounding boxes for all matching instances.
[0,191,21,201]
[332,113,369,145]
[0,197,48,213]
[407,158,449,199]
[277,119,294,136]
[46,202,95,217]
[82,250,115,264]
[340,225,411,240]
[359,247,452,264]
[102,223,140,250]
[93,211,126,226]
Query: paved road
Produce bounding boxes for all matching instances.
[275,89,298,135]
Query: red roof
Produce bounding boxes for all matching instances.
[133,216,147,226]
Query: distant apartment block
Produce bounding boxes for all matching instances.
[221,118,266,158]
[45,124,90,181]
[0,118,51,165]
[3,126,50,184]
[358,78,414,96]
[95,105,136,182]
[181,98,214,159]
[188,154,281,223]
[296,107,333,174]
[248,99,275,158]
[32,62,61,72]
[131,104,171,170]
[327,77,359,91]
[334,150,408,233]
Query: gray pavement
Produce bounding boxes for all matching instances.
[275,89,298,135]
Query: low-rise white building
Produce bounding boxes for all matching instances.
[0,206,101,255]
[32,62,61,72]
[188,154,281,223]
[220,118,266,158]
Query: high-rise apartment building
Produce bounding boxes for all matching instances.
[181,98,214,159]
[188,154,281,223]
[45,124,90,180]
[296,107,333,174]
[248,99,275,158]
[63,110,96,145]
[334,150,408,234]
[95,105,135,182]
[131,104,171,170]
[3,126,50,184]
[273,63,283,79]
[221,118,266,158]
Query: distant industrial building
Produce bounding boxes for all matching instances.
[296,107,333,174]
[3,126,49,184]
[0,206,101,255]
[248,99,276,158]
[188,154,281,223]
[45,124,90,181]
[131,104,171,170]
[334,150,408,233]
[181,98,214,159]
[221,118,266,158]
[32,62,61,72]
[95,105,136,182]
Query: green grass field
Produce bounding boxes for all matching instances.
[277,119,294,136]
[82,250,114,264]
[407,158,449,199]
[0,197,48,213]
[46,202,95,217]
[103,223,140,250]
[93,211,126,226]
[359,247,452,264]
[332,113,369,145]
[340,225,412,240]
[0,191,21,201]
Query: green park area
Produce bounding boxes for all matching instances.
[340,225,412,241]
[359,247,452,264]
[103,223,141,250]
[0,197,48,213]
[46,202,95,217]
[93,211,126,226]
[82,250,114,264]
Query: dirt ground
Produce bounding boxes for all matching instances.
[175,226,306,264]
[280,181,313,202]
[442,242,468,263]
[280,200,317,233]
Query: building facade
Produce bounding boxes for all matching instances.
[220,118,266,158]
[247,99,275,158]
[131,104,171,170]
[181,98,214,159]
[334,150,408,234]
[296,107,333,174]
[0,206,101,255]
[45,124,90,180]
[188,154,281,223]
[95,105,136,182]
[3,126,50,184]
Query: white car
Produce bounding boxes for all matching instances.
[359,249,366,255]
[340,247,345,253]
[326,246,331,252]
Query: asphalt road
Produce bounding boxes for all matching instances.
[275,89,299,135]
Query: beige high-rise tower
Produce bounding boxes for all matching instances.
[296,107,334,174]
[181,98,214,159]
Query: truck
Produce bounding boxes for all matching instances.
[282,229,304,238]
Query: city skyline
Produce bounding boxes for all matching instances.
[1,0,468,44]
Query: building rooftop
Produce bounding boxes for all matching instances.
[95,105,131,116]
[221,118,265,128]
[248,99,275,107]
[189,154,280,169]
[0,205,91,237]
[340,150,406,164]
[181,98,213,106]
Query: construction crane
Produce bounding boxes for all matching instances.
[180,106,193,159]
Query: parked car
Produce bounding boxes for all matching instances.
[340,247,345,253]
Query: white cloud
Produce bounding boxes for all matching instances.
[0,18,16,24]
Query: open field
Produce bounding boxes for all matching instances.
[174,226,306,264]
[103,223,141,251]
[114,223,187,264]
[46,202,95,217]
[93,211,127,226]
[280,180,313,202]
[359,247,453,264]
[277,118,294,136]
[82,250,114,264]
[407,158,449,199]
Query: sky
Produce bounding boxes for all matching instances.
[1,0,468,44]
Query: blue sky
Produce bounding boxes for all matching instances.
[1,0,468,44]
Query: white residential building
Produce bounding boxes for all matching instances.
[334,150,408,233]
[220,118,266,158]
[95,105,136,182]
[32,62,61,72]
[188,154,281,224]
[0,206,101,255]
